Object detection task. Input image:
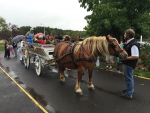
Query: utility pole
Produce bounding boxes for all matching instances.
[44,26,45,36]
[40,23,45,35]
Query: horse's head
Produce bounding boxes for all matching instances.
[106,36,128,59]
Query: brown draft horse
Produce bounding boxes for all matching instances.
[54,36,128,95]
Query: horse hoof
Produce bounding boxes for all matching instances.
[88,85,95,90]
[76,89,83,95]
[60,81,66,84]
[60,78,66,84]
[78,92,83,95]
[89,87,95,90]
[76,91,83,95]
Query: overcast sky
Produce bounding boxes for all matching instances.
[0,0,91,31]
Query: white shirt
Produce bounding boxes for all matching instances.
[17,42,21,48]
[20,41,24,48]
[126,38,139,57]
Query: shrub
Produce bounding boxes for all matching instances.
[137,44,150,71]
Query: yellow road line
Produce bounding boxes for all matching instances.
[0,66,49,113]
[134,74,150,80]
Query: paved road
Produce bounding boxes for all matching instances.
[0,66,44,113]
[0,53,150,113]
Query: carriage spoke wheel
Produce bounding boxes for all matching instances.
[21,56,25,65]
[24,55,30,69]
[35,56,42,76]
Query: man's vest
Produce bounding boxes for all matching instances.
[121,39,140,69]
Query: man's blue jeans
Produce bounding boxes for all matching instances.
[123,64,134,97]
[13,47,17,57]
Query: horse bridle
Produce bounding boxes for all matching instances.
[109,39,123,57]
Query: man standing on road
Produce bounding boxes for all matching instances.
[121,29,140,99]
[12,41,18,58]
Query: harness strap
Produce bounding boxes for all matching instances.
[54,42,77,67]
[74,58,96,62]
[55,42,96,67]
[69,43,78,67]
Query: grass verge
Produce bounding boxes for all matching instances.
[134,70,150,78]
[0,43,4,51]
[99,61,150,78]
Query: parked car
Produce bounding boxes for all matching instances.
[137,41,150,48]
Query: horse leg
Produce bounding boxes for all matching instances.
[87,68,95,90]
[58,65,66,84]
[75,67,84,95]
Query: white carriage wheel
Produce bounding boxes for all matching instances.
[24,55,30,69]
[21,55,25,64]
[35,56,42,76]
[21,52,26,65]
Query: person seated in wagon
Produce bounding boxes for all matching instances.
[38,35,46,44]
[49,36,55,44]
[63,35,70,41]
[26,28,34,43]
[45,35,50,44]
[45,35,57,45]
[33,37,38,43]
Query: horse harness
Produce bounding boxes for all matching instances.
[54,41,96,67]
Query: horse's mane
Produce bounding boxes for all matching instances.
[74,36,110,57]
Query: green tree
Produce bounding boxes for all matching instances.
[0,16,8,31]
[0,17,11,40]
[79,0,150,41]
[8,23,19,37]
[0,16,89,40]
[19,26,31,35]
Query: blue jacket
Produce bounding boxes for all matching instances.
[27,35,33,43]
